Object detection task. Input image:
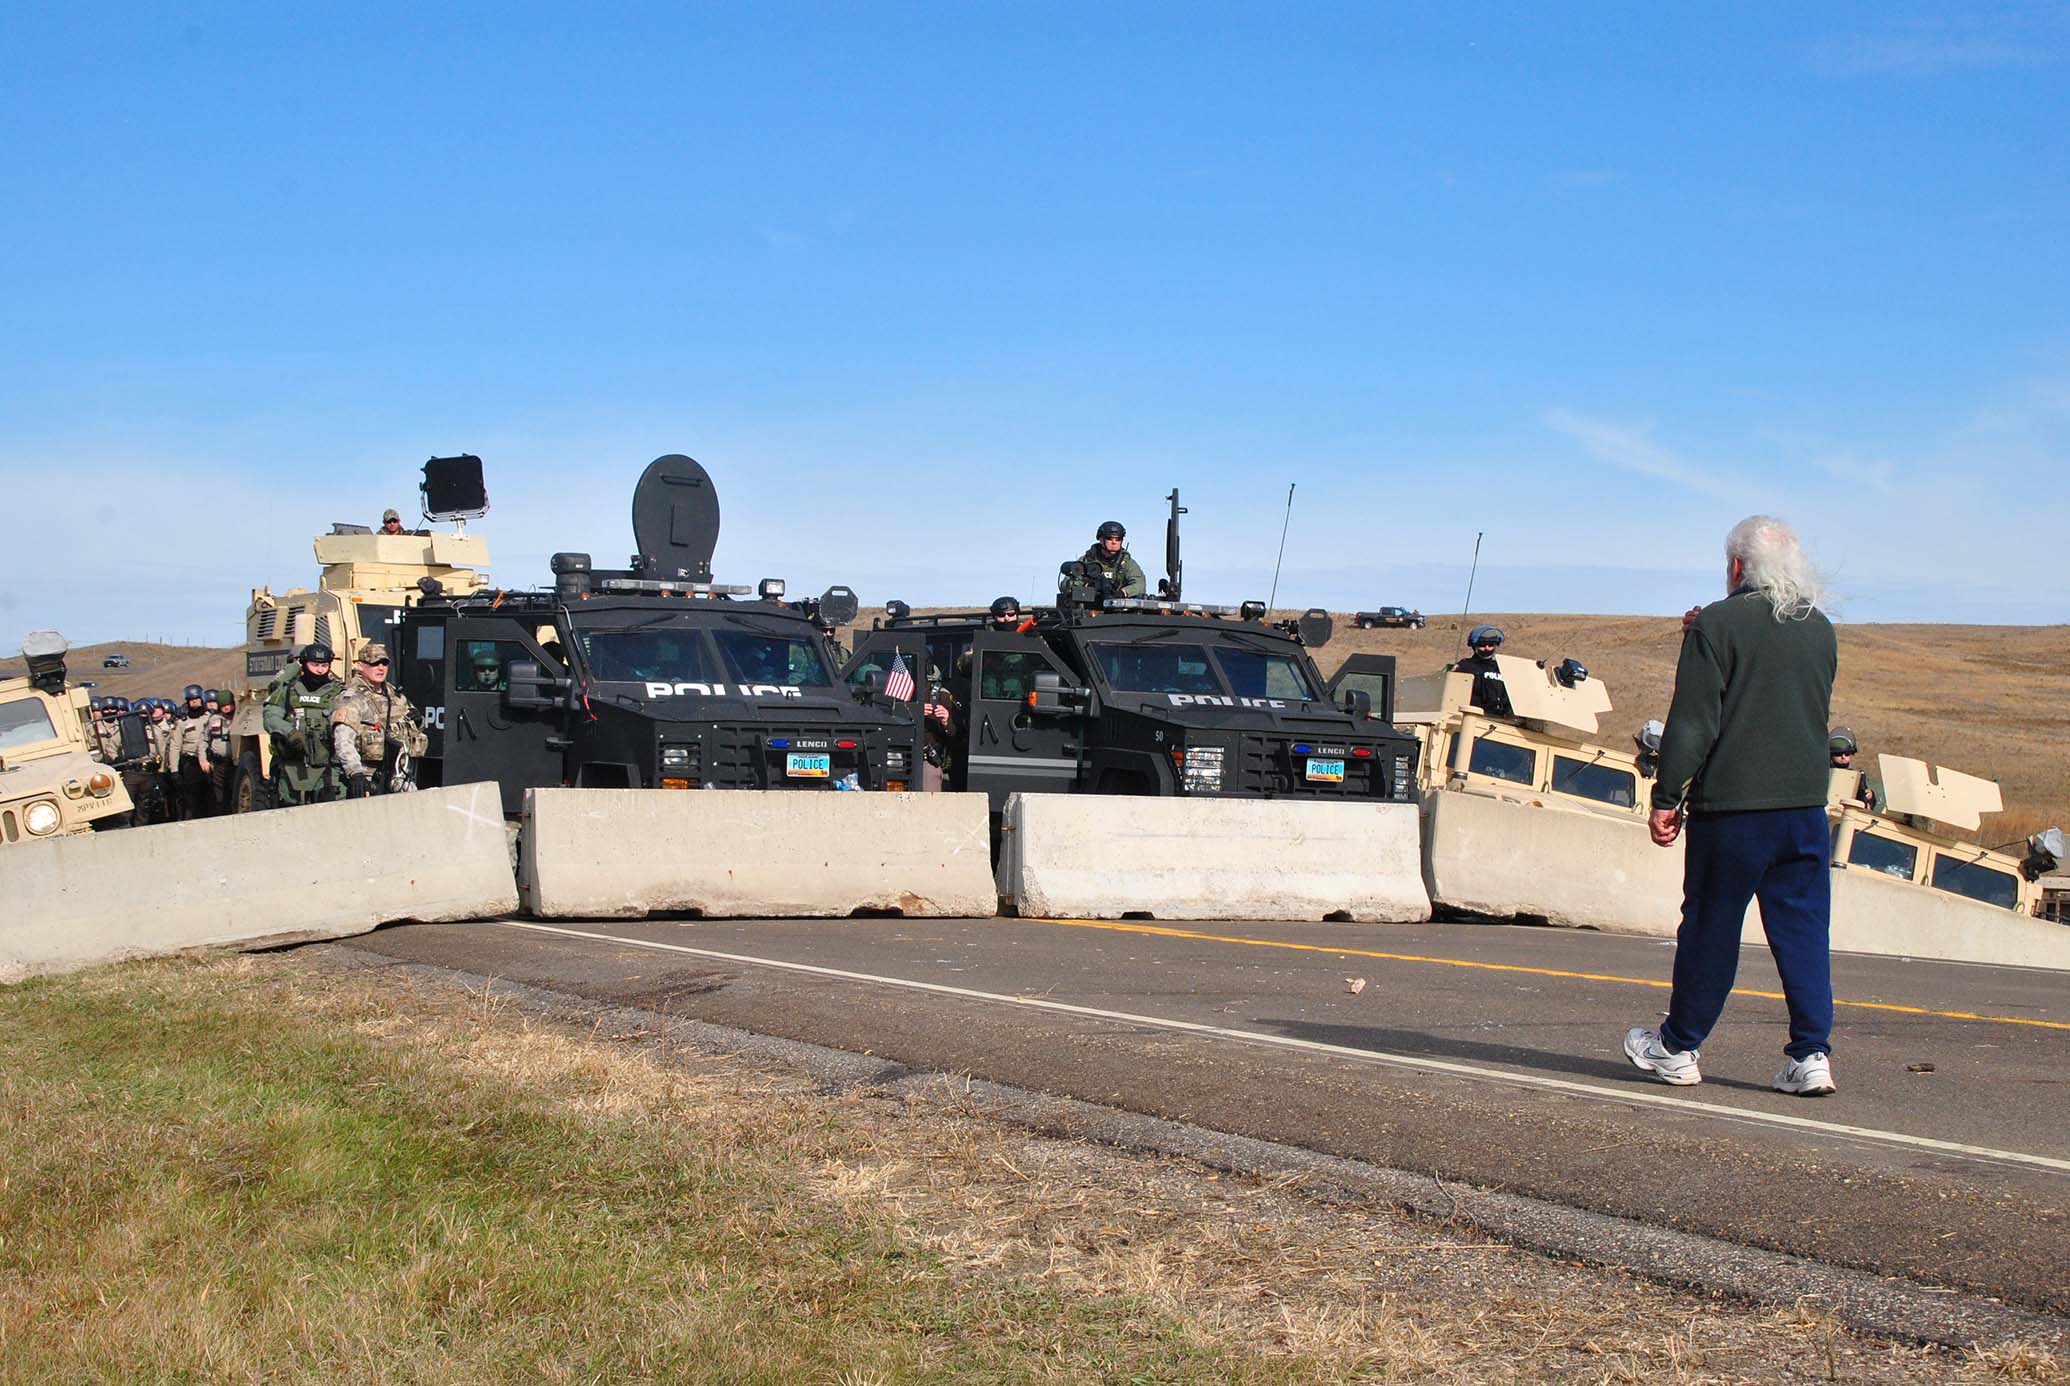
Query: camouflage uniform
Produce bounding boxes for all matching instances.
[1075,543,1147,598]
[920,662,960,791]
[264,666,347,806]
[330,645,428,797]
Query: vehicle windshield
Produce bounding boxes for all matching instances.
[712,630,834,688]
[1214,647,1318,701]
[1089,641,1222,695]
[0,696,60,752]
[578,630,713,683]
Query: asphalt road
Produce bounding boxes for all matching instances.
[335,914,2070,1315]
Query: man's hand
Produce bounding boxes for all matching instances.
[1680,605,1703,634]
[1649,807,1682,847]
[199,758,211,774]
[347,774,372,799]
[924,702,950,727]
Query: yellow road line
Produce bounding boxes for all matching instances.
[1031,917,2070,1033]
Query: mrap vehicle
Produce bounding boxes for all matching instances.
[395,453,918,815]
[846,491,1418,812]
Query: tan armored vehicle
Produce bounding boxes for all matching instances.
[0,630,133,843]
[224,457,491,811]
[1828,758,2060,919]
[1394,652,1651,820]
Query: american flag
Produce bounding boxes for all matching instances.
[883,651,916,702]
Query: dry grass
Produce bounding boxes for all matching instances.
[3,953,2059,1384]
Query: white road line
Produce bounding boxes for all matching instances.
[500,921,2070,1177]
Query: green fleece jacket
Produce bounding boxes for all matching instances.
[1651,588,1837,814]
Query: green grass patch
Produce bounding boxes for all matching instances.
[0,960,1333,1385]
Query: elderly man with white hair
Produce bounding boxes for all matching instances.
[1624,515,1840,1096]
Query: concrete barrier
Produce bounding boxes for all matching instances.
[997,794,1430,922]
[1423,791,1697,938]
[1,782,517,983]
[1425,790,2070,971]
[520,789,997,919]
[1829,869,2070,970]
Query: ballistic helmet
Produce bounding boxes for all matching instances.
[989,595,1021,620]
[300,641,334,664]
[1096,520,1125,541]
[90,696,106,712]
[1467,625,1504,651]
[183,683,204,703]
[1828,726,1858,759]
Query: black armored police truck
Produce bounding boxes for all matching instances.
[396,454,920,815]
[842,491,1418,813]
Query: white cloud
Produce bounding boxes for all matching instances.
[1541,408,1742,499]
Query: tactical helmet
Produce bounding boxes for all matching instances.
[301,641,334,664]
[90,696,106,712]
[219,693,235,711]
[112,697,130,713]
[183,683,205,702]
[989,595,1021,620]
[1828,726,1858,758]
[1096,520,1126,542]
[1634,718,1664,754]
[211,688,229,703]
[1467,625,1504,651]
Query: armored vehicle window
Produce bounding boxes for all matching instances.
[1846,831,1917,881]
[1215,649,1318,701]
[1467,736,1536,785]
[415,623,445,662]
[713,631,833,688]
[0,697,59,752]
[457,640,526,692]
[1930,854,2020,911]
[581,631,713,684]
[1551,755,1636,808]
[978,650,1052,702]
[1090,642,1220,696]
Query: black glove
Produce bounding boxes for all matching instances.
[347,774,373,799]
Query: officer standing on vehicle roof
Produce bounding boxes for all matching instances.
[955,597,1029,678]
[1070,521,1147,598]
[264,642,348,806]
[1448,626,1513,717]
[332,642,428,798]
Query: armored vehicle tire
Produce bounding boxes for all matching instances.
[234,749,277,814]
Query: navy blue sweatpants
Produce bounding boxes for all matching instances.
[1660,806,1834,1061]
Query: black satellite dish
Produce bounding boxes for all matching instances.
[630,454,721,581]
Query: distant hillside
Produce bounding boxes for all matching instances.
[14,615,2064,838]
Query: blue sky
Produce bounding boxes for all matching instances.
[5,2,2066,651]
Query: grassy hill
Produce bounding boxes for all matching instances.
[12,616,2065,839]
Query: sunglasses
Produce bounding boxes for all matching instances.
[364,659,391,667]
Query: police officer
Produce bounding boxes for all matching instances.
[818,620,849,668]
[1828,726,1880,812]
[206,689,235,813]
[1068,521,1147,598]
[920,661,960,792]
[331,642,428,797]
[164,683,216,819]
[88,698,123,764]
[955,596,1028,679]
[1448,625,1513,717]
[379,507,405,535]
[264,642,348,806]
[468,645,506,691]
[1634,718,1664,780]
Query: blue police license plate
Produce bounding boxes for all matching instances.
[1305,757,1345,783]
[785,752,831,778]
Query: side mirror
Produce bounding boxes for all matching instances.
[1341,687,1372,719]
[504,659,560,711]
[1026,670,1086,715]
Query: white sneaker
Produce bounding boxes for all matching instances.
[1623,1026,1701,1086]
[1773,1053,1836,1096]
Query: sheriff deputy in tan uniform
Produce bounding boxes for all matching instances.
[88,699,124,763]
[164,683,216,820]
[331,642,429,797]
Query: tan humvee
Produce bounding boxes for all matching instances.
[1828,756,2049,918]
[0,631,134,843]
[1394,652,1652,823]
[224,527,491,810]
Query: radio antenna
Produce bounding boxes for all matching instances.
[1462,530,1485,619]
[1266,483,1295,611]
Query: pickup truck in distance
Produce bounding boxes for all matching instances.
[1352,607,1425,630]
